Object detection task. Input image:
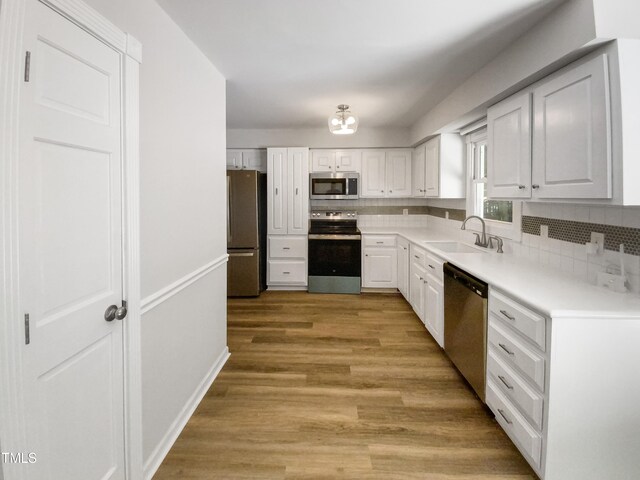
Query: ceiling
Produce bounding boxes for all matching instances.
[157,0,566,130]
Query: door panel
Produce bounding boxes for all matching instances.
[361,150,386,197]
[310,150,335,172]
[19,2,125,478]
[287,148,309,234]
[532,54,611,199]
[425,138,440,197]
[267,148,287,234]
[386,150,412,197]
[412,144,426,197]
[335,150,361,172]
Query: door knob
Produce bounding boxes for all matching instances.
[104,305,118,322]
[115,304,128,320]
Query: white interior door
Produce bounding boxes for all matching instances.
[19,1,125,478]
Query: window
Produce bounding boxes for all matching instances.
[466,127,521,239]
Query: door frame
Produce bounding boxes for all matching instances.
[0,1,143,479]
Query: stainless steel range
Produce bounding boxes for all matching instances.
[308,210,361,294]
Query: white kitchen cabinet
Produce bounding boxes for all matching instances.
[487,91,532,199]
[360,149,412,198]
[267,147,309,288]
[227,149,267,172]
[532,54,611,199]
[310,149,361,173]
[487,51,615,202]
[409,260,426,323]
[397,237,410,300]
[412,143,426,197]
[362,235,397,288]
[424,273,444,347]
[385,150,412,197]
[413,135,465,199]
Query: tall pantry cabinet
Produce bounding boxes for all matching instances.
[267,148,309,288]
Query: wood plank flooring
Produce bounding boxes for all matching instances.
[154,291,537,479]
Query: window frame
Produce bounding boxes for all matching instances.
[465,128,522,241]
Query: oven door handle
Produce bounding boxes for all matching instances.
[308,234,361,240]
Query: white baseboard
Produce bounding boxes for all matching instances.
[267,286,308,291]
[142,346,230,480]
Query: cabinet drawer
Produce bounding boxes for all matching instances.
[410,245,427,265]
[487,349,544,430]
[363,235,396,247]
[488,319,545,391]
[425,253,444,282]
[487,380,542,469]
[490,290,546,350]
[268,260,307,284]
[269,236,307,259]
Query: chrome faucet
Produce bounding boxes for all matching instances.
[461,215,489,248]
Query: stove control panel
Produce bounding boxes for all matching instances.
[310,210,357,220]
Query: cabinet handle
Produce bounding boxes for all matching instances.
[419,277,423,281]
[497,409,513,425]
[365,254,369,257]
[389,190,393,193]
[500,309,515,321]
[499,343,515,356]
[532,184,540,189]
[428,264,435,269]
[380,190,384,193]
[403,247,408,250]
[282,247,290,250]
[283,271,290,275]
[336,165,340,168]
[518,185,525,190]
[296,187,299,195]
[275,188,278,195]
[414,255,420,259]
[498,375,514,390]
[376,241,384,244]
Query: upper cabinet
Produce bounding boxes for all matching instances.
[413,134,465,199]
[360,149,412,198]
[227,149,267,172]
[487,52,618,202]
[267,147,309,235]
[310,149,361,173]
[487,92,532,199]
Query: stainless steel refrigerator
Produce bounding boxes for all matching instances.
[227,170,267,296]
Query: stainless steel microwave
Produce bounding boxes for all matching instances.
[309,173,359,200]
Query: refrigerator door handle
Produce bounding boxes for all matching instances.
[227,174,232,244]
[229,252,255,257]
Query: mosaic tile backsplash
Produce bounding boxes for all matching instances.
[522,215,640,256]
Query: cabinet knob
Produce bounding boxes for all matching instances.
[532,184,540,189]
[380,190,384,193]
[389,190,393,193]
[518,185,526,190]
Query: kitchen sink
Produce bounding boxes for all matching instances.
[423,241,484,253]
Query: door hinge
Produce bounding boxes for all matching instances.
[24,51,31,82]
[25,313,30,345]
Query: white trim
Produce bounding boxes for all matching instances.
[267,286,309,291]
[126,33,142,63]
[39,0,126,52]
[123,38,143,480]
[459,117,488,136]
[141,255,229,315]
[0,1,29,479]
[142,347,230,480]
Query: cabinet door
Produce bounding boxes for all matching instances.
[409,261,427,322]
[397,241,409,299]
[335,150,361,172]
[425,274,444,348]
[424,138,440,197]
[386,150,412,197]
[360,150,387,197]
[310,150,335,172]
[487,92,532,198]
[412,144,426,197]
[242,150,267,172]
[226,150,242,170]
[267,148,287,234]
[362,247,397,288]
[287,148,309,234]
[532,54,611,199]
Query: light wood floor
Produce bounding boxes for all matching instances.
[154,291,537,479]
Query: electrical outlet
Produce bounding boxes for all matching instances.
[445,211,450,219]
[591,232,605,255]
[540,225,549,238]
[402,208,408,216]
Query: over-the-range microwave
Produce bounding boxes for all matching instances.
[309,172,359,200]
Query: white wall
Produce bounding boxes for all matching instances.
[410,0,600,144]
[228,127,411,149]
[76,0,228,475]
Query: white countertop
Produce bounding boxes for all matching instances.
[360,226,640,319]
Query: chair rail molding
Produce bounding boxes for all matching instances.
[141,254,230,315]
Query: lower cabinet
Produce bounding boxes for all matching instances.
[267,235,308,287]
[424,273,444,347]
[397,237,410,299]
[362,235,397,288]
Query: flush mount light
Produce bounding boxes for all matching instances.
[328,104,358,135]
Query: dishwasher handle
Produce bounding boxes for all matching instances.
[443,263,488,298]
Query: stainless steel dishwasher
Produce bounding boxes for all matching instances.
[443,263,488,402]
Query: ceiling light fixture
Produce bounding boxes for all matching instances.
[328,104,358,135]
